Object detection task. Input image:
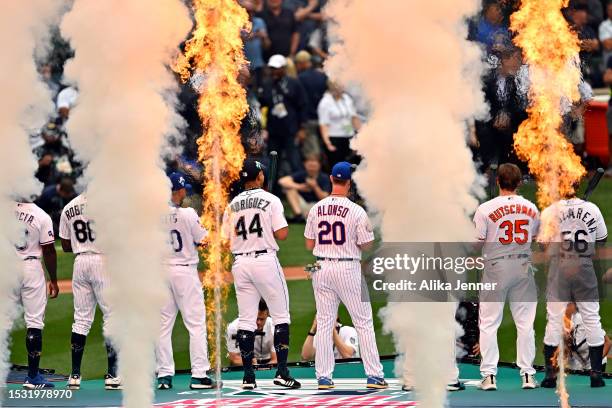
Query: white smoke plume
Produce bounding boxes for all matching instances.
[0,1,63,392]
[325,0,486,406]
[60,1,191,406]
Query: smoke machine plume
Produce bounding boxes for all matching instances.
[325,0,486,406]
[60,1,191,406]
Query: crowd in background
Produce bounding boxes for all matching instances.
[27,0,612,231]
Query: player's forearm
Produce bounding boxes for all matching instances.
[332,331,355,358]
[42,245,58,282]
[604,336,611,357]
[228,353,243,366]
[301,336,315,360]
[269,351,278,364]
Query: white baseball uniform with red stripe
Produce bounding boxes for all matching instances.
[59,194,110,336]
[473,194,540,377]
[13,202,55,329]
[222,188,291,332]
[304,195,384,379]
[540,198,607,349]
[156,205,210,378]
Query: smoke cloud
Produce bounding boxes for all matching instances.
[60,1,191,406]
[325,0,486,406]
[0,1,63,392]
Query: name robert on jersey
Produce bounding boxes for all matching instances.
[230,196,271,213]
[63,203,87,221]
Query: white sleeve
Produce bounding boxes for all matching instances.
[59,209,70,240]
[341,327,359,357]
[271,198,288,232]
[356,209,375,245]
[189,208,208,244]
[40,213,55,245]
[345,94,357,117]
[317,98,331,126]
[304,206,317,240]
[593,206,608,241]
[226,323,239,354]
[57,87,78,110]
[473,207,487,241]
[531,207,541,238]
[221,207,232,240]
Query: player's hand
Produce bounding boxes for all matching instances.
[326,142,337,152]
[48,281,59,299]
[305,177,318,189]
[472,343,480,356]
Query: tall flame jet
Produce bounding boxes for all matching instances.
[510,0,585,209]
[174,0,249,371]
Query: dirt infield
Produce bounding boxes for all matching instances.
[56,266,309,293]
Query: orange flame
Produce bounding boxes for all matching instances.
[510,0,585,210]
[174,0,249,372]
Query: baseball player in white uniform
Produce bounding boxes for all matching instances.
[59,194,121,390]
[13,201,59,389]
[539,189,608,388]
[222,159,300,390]
[226,299,277,366]
[304,161,388,390]
[473,163,539,390]
[156,172,216,390]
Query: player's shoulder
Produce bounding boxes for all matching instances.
[63,194,85,212]
[584,200,604,217]
[339,325,358,338]
[176,206,198,219]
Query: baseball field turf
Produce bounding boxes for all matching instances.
[8,178,612,379]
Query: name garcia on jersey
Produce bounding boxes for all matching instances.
[15,211,35,225]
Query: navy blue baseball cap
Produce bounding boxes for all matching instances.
[240,159,266,181]
[169,172,191,192]
[331,162,353,180]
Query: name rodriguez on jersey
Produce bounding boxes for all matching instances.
[372,279,498,292]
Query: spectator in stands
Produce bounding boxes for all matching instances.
[561,81,592,158]
[296,50,327,156]
[301,316,359,361]
[34,122,78,185]
[226,300,277,366]
[278,155,330,222]
[469,1,510,53]
[56,85,78,122]
[317,80,361,166]
[570,0,604,31]
[564,303,610,372]
[569,4,600,84]
[258,0,300,60]
[603,55,612,177]
[35,176,77,235]
[241,0,271,89]
[599,1,612,74]
[475,47,528,172]
[259,54,308,173]
[293,0,327,51]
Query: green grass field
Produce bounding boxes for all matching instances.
[9,179,612,379]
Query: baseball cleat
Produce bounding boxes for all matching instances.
[273,372,301,389]
[104,374,122,390]
[521,374,538,389]
[366,376,389,389]
[479,375,497,391]
[447,381,466,392]
[157,376,173,390]
[23,374,55,389]
[190,376,221,390]
[590,373,605,388]
[242,374,257,390]
[67,374,81,390]
[541,377,557,388]
[317,377,335,390]
[401,384,414,392]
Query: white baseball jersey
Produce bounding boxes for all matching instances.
[304,196,374,259]
[314,324,360,359]
[223,188,287,254]
[226,317,275,361]
[540,198,607,246]
[14,202,55,260]
[59,194,101,254]
[164,206,208,265]
[473,195,540,259]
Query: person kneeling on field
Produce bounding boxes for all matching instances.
[563,303,610,372]
[300,316,359,361]
[226,299,277,366]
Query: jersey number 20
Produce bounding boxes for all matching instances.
[236,214,263,240]
[318,221,346,245]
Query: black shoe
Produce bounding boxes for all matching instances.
[447,381,465,392]
[590,373,605,388]
[541,377,557,388]
[242,374,256,390]
[542,344,558,389]
[190,376,221,389]
[273,370,301,389]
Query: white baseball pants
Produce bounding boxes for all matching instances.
[231,253,290,332]
[479,258,537,376]
[71,254,111,336]
[312,260,384,379]
[10,260,47,329]
[544,301,604,347]
[156,265,210,378]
